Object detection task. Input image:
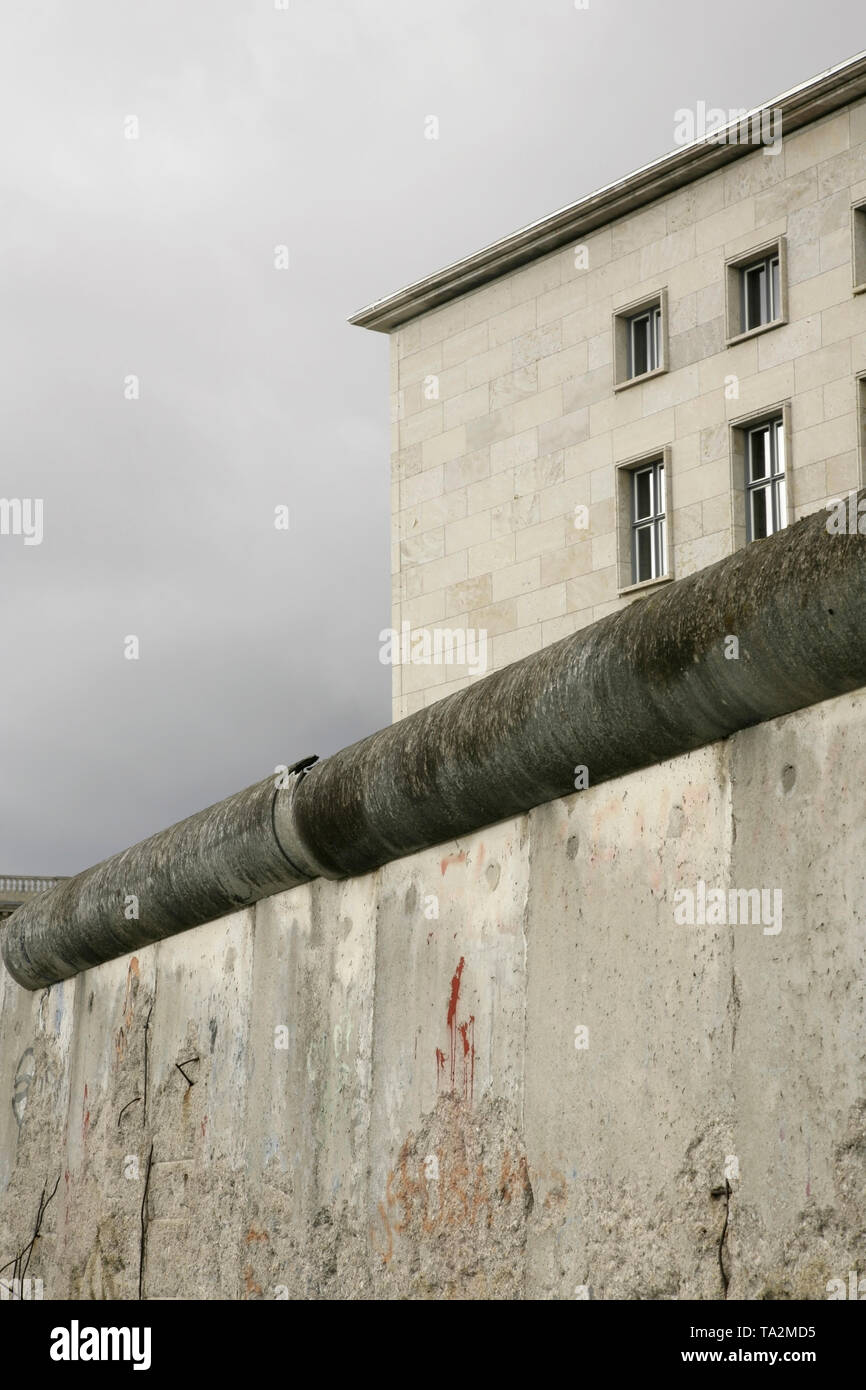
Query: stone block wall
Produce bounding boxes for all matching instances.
[390,103,866,716]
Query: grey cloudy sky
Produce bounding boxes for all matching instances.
[2,0,863,875]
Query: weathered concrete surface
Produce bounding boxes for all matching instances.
[523,745,735,1299]
[1,690,864,1299]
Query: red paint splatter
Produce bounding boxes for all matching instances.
[458,1017,476,1103]
[439,850,467,876]
[436,957,475,1102]
[447,958,465,1029]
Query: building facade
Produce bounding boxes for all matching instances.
[0,876,65,922]
[353,53,866,720]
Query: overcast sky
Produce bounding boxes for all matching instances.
[1,0,863,875]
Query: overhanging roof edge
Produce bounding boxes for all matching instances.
[349,49,866,334]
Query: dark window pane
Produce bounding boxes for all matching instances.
[657,519,666,575]
[635,525,652,581]
[751,485,769,539]
[745,264,764,329]
[634,468,652,519]
[771,258,780,320]
[749,427,769,480]
[656,462,665,512]
[631,316,648,376]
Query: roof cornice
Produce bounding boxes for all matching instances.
[349,49,866,333]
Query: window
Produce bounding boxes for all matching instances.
[852,200,866,294]
[745,418,786,540]
[628,305,661,378]
[615,448,671,592]
[631,459,666,581]
[857,375,866,485]
[730,405,791,550]
[741,253,780,332]
[613,291,667,388]
[725,238,787,343]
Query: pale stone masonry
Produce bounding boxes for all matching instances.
[352,54,866,719]
[0,875,65,921]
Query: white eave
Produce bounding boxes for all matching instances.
[349,49,866,333]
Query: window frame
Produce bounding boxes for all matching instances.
[615,446,673,594]
[857,373,866,487]
[852,199,866,295]
[725,237,787,345]
[729,402,792,550]
[740,253,781,334]
[627,305,662,379]
[744,417,786,541]
[613,290,668,390]
[631,459,666,582]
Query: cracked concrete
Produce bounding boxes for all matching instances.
[1,689,865,1299]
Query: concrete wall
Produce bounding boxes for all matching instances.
[2,686,865,1300]
[390,101,866,717]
